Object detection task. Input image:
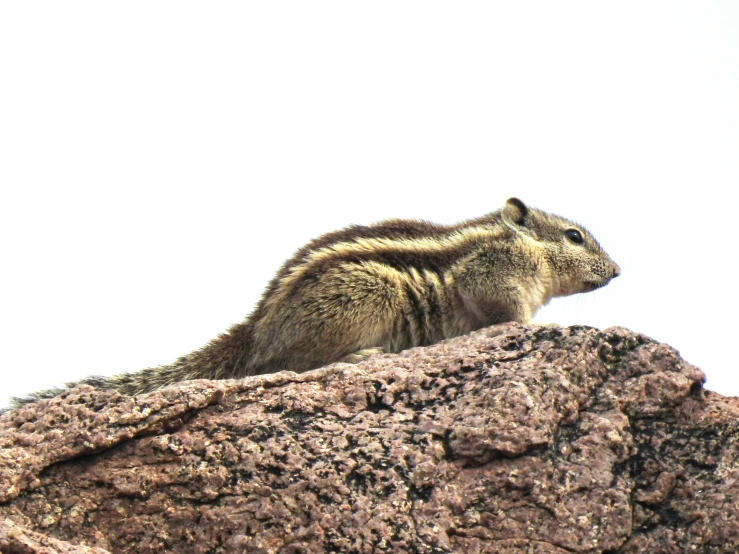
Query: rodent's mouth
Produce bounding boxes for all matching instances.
[583,280,608,292]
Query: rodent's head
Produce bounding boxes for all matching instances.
[501,197,621,296]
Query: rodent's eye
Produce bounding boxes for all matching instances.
[565,229,584,244]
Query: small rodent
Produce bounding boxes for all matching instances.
[8,197,620,409]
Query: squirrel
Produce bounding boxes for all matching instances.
[7,197,620,410]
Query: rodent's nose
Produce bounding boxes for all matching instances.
[612,265,621,278]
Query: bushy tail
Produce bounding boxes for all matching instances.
[2,358,202,414]
[4,384,71,413]
[1,323,257,415]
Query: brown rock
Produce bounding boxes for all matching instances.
[0,518,112,553]
[0,323,736,553]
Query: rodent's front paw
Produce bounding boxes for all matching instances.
[340,347,385,364]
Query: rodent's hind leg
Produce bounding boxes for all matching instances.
[340,347,385,364]
[249,262,402,373]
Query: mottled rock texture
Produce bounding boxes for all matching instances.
[0,323,736,554]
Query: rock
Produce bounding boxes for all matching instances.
[0,323,736,553]
[0,518,112,554]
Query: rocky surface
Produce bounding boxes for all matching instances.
[0,519,112,554]
[0,323,736,554]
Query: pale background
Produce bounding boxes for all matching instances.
[1,2,737,409]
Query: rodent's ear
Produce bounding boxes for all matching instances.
[502,197,530,228]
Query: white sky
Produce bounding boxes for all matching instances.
[1,2,737,409]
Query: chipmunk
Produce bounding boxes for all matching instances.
[7,197,620,409]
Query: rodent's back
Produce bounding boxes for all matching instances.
[243,214,511,373]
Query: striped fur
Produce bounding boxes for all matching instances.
[7,198,620,409]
